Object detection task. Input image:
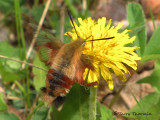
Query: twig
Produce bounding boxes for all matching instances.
[101,91,116,103]
[108,74,134,109]
[60,4,65,42]
[7,84,16,101]
[22,0,52,68]
[7,96,20,100]
[82,0,87,15]
[0,55,47,72]
[29,94,40,115]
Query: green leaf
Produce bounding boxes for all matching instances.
[127,23,145,38]
[0,93,8,111]
[13,99,24,109]
[96,101,101,120]
[31,5,44,22]
[32,107,49,120]
[149,9,156,30]
[146,100,160,120]
[0,42,26,71]
[124,92,160,120]
[0,61,26,82]
[0,112,20,120]
[144,26,160,56]
[0,42,21,60]
[100,105,116,120]
[0,62,19,82]
[142,54,160,62]
[0,0,14,13]
[137,62,160,91]
[127,3,146,56]
[64,0,79,17]
[33,54,47,91]
[52,83,90,120]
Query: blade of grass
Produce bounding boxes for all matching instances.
[149,8,156,30]
[25,101,44,120]
[26,74,31,108]
[14,81,25,94]
[14,0,26,59]
[34,0,39,6]
[19,14,26,58]
[14,0,21,58]
[131,92,149,120]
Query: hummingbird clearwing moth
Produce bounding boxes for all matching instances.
[34,11,114,105]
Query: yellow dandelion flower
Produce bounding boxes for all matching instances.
[66,17,141,90]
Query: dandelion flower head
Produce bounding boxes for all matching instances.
[66,17,141,90]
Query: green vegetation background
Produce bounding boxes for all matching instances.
[0,0,160,120]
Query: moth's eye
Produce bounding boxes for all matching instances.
[82,42,85,46]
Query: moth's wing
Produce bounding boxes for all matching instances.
[80,54,95,70]
[22,14,63,65]
[35,28,63,65]
[75,54,97,86]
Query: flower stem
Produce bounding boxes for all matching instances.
[89,87,97,120]
[109,75,132,108]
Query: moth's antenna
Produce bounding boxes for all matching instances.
[67,10,79,38]
[85,37,115,42]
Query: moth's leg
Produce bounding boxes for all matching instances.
[86,35,93,40]
[83,81,98,86]
[77,80,98,87]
